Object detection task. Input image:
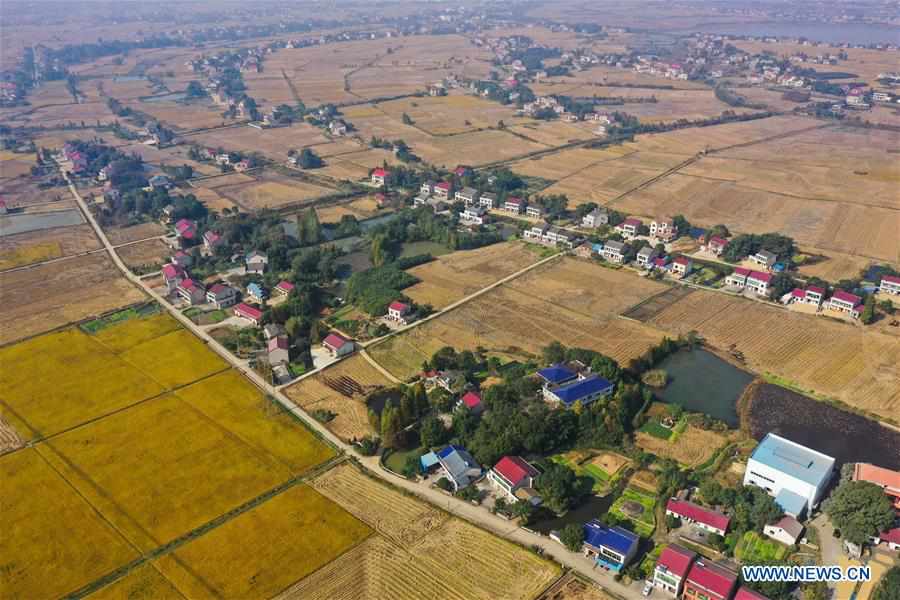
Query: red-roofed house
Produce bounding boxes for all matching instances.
[746,271,772,296]
[267,335,290,366]
[666,499,730,536]
[726,267,751,288]
[171,250,192,268]
[651,218,676,242]
[176,278,206,305]
[764,515,804,546]
[488,456,540,503]
[671,256,693,278]
[616,217,642,239]
[683,561,738,600]
[206,283,237,309]
[175,219,195,237]
[322,332,354,357]
[653,544,696,596]
[457,391,484,415]
[387,300,410,324]
[828,290,862,317]
[876,526,900,550]
[161,263,186,292]
[853,463,900,514]
[734,587,770,600]
[371,168,388,186]
[880,274,900,295]
[274,280,295,297]
[433,181,452,200]
[233,302,263,326]
[503,196,524,214]
[707,236,728,256]
[805,286,825,306]
[454,165,472,177]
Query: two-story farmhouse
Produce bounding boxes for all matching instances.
[602,240,626,263]
[650,218,676,242]
[828,290,863,318]
[205,283,238,309]
[616,217,642,239]
[581,521,639,572]
[582,208,609,228]
[879,275,900,295]
[488,456,540,503]
[653,544,697,596]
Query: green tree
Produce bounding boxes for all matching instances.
[371,234,387,268]
[542,341,567,365]
[860,294,876,324]
[511,499,535,525]
[401,455,421,479]
[824,480,895,545]
[380,404,402,449]
[298,147,323,169]
[367,408,380,434]
[535,461,591,514]
[872,566,900,600]
[801,582,828,600]
[559,523,584,552]
[419,414,448,449]
[185,81,206,97]
[402,112,414,125]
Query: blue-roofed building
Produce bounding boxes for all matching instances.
[775,488,808,519]
[537,364,578,387]
[592,242,605,254]
[436,445,481,491]
[246,282,268,303]
[420,450,440,473]
[543,374,614,408]
[582,520,639,572]
[744,433,835,515]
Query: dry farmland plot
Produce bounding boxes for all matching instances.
[376,94,524,135]
[636,425,731,467]
[105,221,167,245]
[154,485,370,599]
[415,128,549,167]
[403,242,542,309]
[315,195,380,223]
[370,258,667,379]
[647,291,900,422]
[539,574,620,600]
[186,122,330,159]
[216,175,336,211]
[189,186,238,212]
[117,238,170,270]
[0,252,145,345]
[127,99,238,131]
[0,223,100,270]
[284,354,392,441]
[0,415,23,454]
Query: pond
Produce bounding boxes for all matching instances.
[0,210,84,237]
[683,22,900,45]
[745,383,900,470]
[654,349,754,427]
[531,494,615,535]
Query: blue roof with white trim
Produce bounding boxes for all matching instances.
[537,364,577,385]
[775,488,808,517]
[750,433,835,487]
[553,375,614,406]
[583,520,638,555]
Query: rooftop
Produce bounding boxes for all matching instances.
[583,521,638,555]
[656,544,696,578]
[493,456,538,488]
[852,463,900,494]
[552,375,614,407]
[749,433,835,487]
[666,499,730,531]
[536,364,577,385]
[831,290,861,305]
[686,561,738,598]
[323,332,350,349]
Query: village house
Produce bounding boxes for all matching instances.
[652,544,696,596]
[171,250,192,268]
[161,263,186,292]
[746,271,772,296]
[501,196,524,214]
[246,282,268,303]
[387,300,411,325]
[433,181,452,200]
[472,192,493,210]
[616,217,642,239]
[651,256,670,272]
[267,335,290,366]
[726,267,750,288]
[455,186,480,205]
[852,463,900,515]
[460,205,488,226]
[176,278,206,305]
[636,245,659,268]
[453,166,472,178]
[234,159,251,172]
[665,499,730,536]
[750,250,778,270]
[707,236,728,256]
[274,280,295,297]
[543,226,577,248]
[543,373,614,409]
[413,193,431,207]
[205,283,238,309]
[420,181,435,196]
[175,219,197,243]
[148,174,170,190]
[233,302,263,326]
[602,240,626,263]
[734,587,771,600]
[322,332,355,357]
[328,120,348,136]
[879,275,900,295]
[827,290,863,318]
[764,515,804,546]
[650,218,676,242]
[671,256,693,278]
[488,456,541,504]
[371,167,389,186]
[435,445,481,491]
[582,208,608,228]
[575,242,594,259]
[744,433,835,517]
[246,250,268,274]
[456,390,484,415]
[788,285,825,307]
[875,527,900,551]
[581,521,639,573]
[526,205,543,219]
[263,323,285,340]
[203,230,223,252]
[683,561,738,600]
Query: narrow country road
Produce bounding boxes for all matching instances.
[62,168,645,600]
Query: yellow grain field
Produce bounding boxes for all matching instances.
[154,484,371,599]
[0,242,61,270]
[85,564,184,600]
[0,328,164,440]
[120,328,228,389]
[636,426,731,468]
[0,448,140,599]
[91,312,181,353]
[218,179,335,210]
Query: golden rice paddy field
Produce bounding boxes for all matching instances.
[1,314,349,599]
[284,354,392,442]
[315,194,381,223]
[285,463,561,600]
[635,426,733,468]
[0,223,100,270]
[215,176,336,211]
[646,290,900,422]
[403,241,543,309]
[370,257,668,380]
[116,237,170,270]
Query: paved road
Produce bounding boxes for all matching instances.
[63,169,645,600]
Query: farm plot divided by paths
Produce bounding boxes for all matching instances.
[0,314,365,600]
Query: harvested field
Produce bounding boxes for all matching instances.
[647,290,900,422]
[186,122,330,160]
[0,223,99,270]
[189,186,238,212]
[539,573,619,600]
[303,463,559,600]
[370,258,667,380]
[127,99,237,131]
[0,415,23,454]
[414,128,549,167]
[0,448,141,599]
[403,242,542,309]
[0,176,71,208]
[116,238,170,270]
[216,175,336,211]
[284,354,392,441]
[0,241,61,269]
[636,425,731,467]
[376,94,523,135]
[590,452,631,478]
[105,221,167,245]
[120,328,228,389]
[155,484,370,599]
[622,286,694,321]
[0,252,144,345]
[315,195,381,223]
[795,248,873,282]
